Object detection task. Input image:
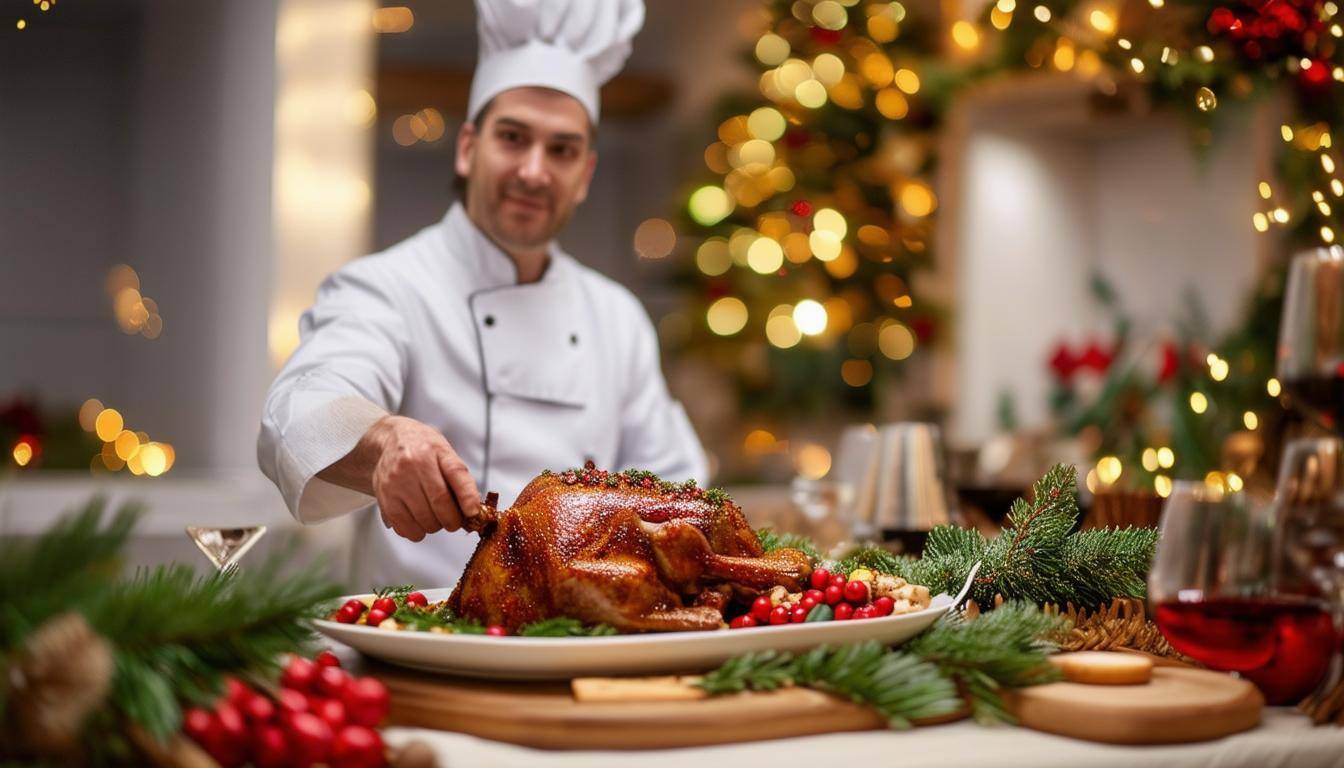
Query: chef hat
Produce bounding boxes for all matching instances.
[469,0,644,126]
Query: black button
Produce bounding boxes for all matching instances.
[484,315,495,327]
[569,333,578,346]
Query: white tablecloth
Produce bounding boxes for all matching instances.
[383,709,1344,768]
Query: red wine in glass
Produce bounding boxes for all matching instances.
[1155,596,1337,704]
[1281,373,1344,431]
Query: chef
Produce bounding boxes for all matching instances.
[257,0,707,588]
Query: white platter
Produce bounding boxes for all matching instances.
[316,564,979,680]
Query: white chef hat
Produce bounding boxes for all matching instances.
[469,0,644,126]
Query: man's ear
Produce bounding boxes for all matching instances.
[454,122,478,178]
[572,150,599,205]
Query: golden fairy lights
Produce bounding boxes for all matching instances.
[633,218,676,259]
[107,265,164,339]
[79,399,176,477]
[391,108,446,147]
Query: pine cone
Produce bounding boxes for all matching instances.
[4,612,114,757]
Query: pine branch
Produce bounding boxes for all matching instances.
[755,528,821,561]
[84,554,342,739]
[904,602,1065,723]
[1060,527,1159,608]
[833,544,917,580]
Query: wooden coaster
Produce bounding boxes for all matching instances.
[1005,666,1263,744]
[1048,651,1153,685]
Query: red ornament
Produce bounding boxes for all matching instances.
[1208,7,1240,34]
[1158,341,1180,384]
[791,199,814,217]
[1078,340,1114,373]
[1049,343,1077,381]
[331,724,386,768]
[341,677,391,728]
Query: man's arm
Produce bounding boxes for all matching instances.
[257,260,479,540]
[317,415,481,542]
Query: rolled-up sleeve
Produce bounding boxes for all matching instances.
[258,261,409,523]
[613,304,709,486]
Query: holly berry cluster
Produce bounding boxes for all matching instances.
[333,591,508,636]
[727,567,919,628]
[181,652,390,768]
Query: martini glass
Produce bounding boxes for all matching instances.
[186,526,267,572]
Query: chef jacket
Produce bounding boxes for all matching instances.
[257,203,708,588]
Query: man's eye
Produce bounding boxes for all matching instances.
[550,144,578,159]
[500,130,523,144]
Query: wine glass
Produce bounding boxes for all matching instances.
[1277,246,1344,432]
[186,526,267,572]
[1149,481,1336,704]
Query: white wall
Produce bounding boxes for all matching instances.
[950,106,1265,444]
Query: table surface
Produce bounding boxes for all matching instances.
[330,644,1344,768]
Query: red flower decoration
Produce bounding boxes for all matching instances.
[1078,340,1115,373]
[1048,343,1078,381]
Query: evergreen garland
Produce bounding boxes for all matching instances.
[0,499,343,764]
[836,464,1158,610]
[697,603,1065,727]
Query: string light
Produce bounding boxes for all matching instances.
[1243,411,1259,430]
[1189,392,1209,413]
[1157,447,1175,468]
[1267,378,1282,397]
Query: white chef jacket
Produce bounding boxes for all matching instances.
[257,204,708,588]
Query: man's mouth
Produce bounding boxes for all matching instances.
[502,194,548,212]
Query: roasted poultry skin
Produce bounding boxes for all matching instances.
[447,465,812,632]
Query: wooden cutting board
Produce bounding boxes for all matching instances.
[372,660,1262,750]
[1004,666,1264,744]
[374,661,897,749]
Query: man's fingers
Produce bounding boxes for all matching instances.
[438,452,482,519]
[399,485,443,537]
[380,496,427,542]
[418,461,464,532]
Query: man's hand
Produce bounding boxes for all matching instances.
[318,415,482,542]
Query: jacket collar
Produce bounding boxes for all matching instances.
[441,203,569,291]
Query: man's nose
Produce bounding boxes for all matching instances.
[517,144,550,188]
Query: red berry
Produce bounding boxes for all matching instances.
[316,666,350,698]
[829,574,848,589]
[804,589,825,603]
[224,677,251,707]
[341,598,367,615]
[341,677,390,728]
[371,597,397,615]
[486,625,508,636]
[873,596,895,616]
[315,650,342,668]
[799,596,819,613]
[365,609,390,627]
[853,605,875,620]
[404,591,428,608]
[212,701,248,767]
[285,711,334,765]
[750,595,774,623]
[313,697,348,730]
[809,568,831,590]
[242,692,276,724]
[729,614,758,629]
[281,656,318,692]
[844,580,869,603]
[790,606,809,623]
[331,724,385,768]
[336,604,362,624]
[277,688,308,717]
[182,706,217,747]
[824,585,844,605]
[252,724,290,768]
[769,605,790,625]
[834,603,854,621]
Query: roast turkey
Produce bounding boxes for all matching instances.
[447,465,811,632]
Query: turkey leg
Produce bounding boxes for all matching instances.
[644,520,811,593]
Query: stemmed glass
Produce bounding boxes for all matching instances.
[1276,246,1344,432]
[1149,482,1337,704]
[186,526,267,572]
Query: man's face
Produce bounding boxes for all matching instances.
[455,87,597,253]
